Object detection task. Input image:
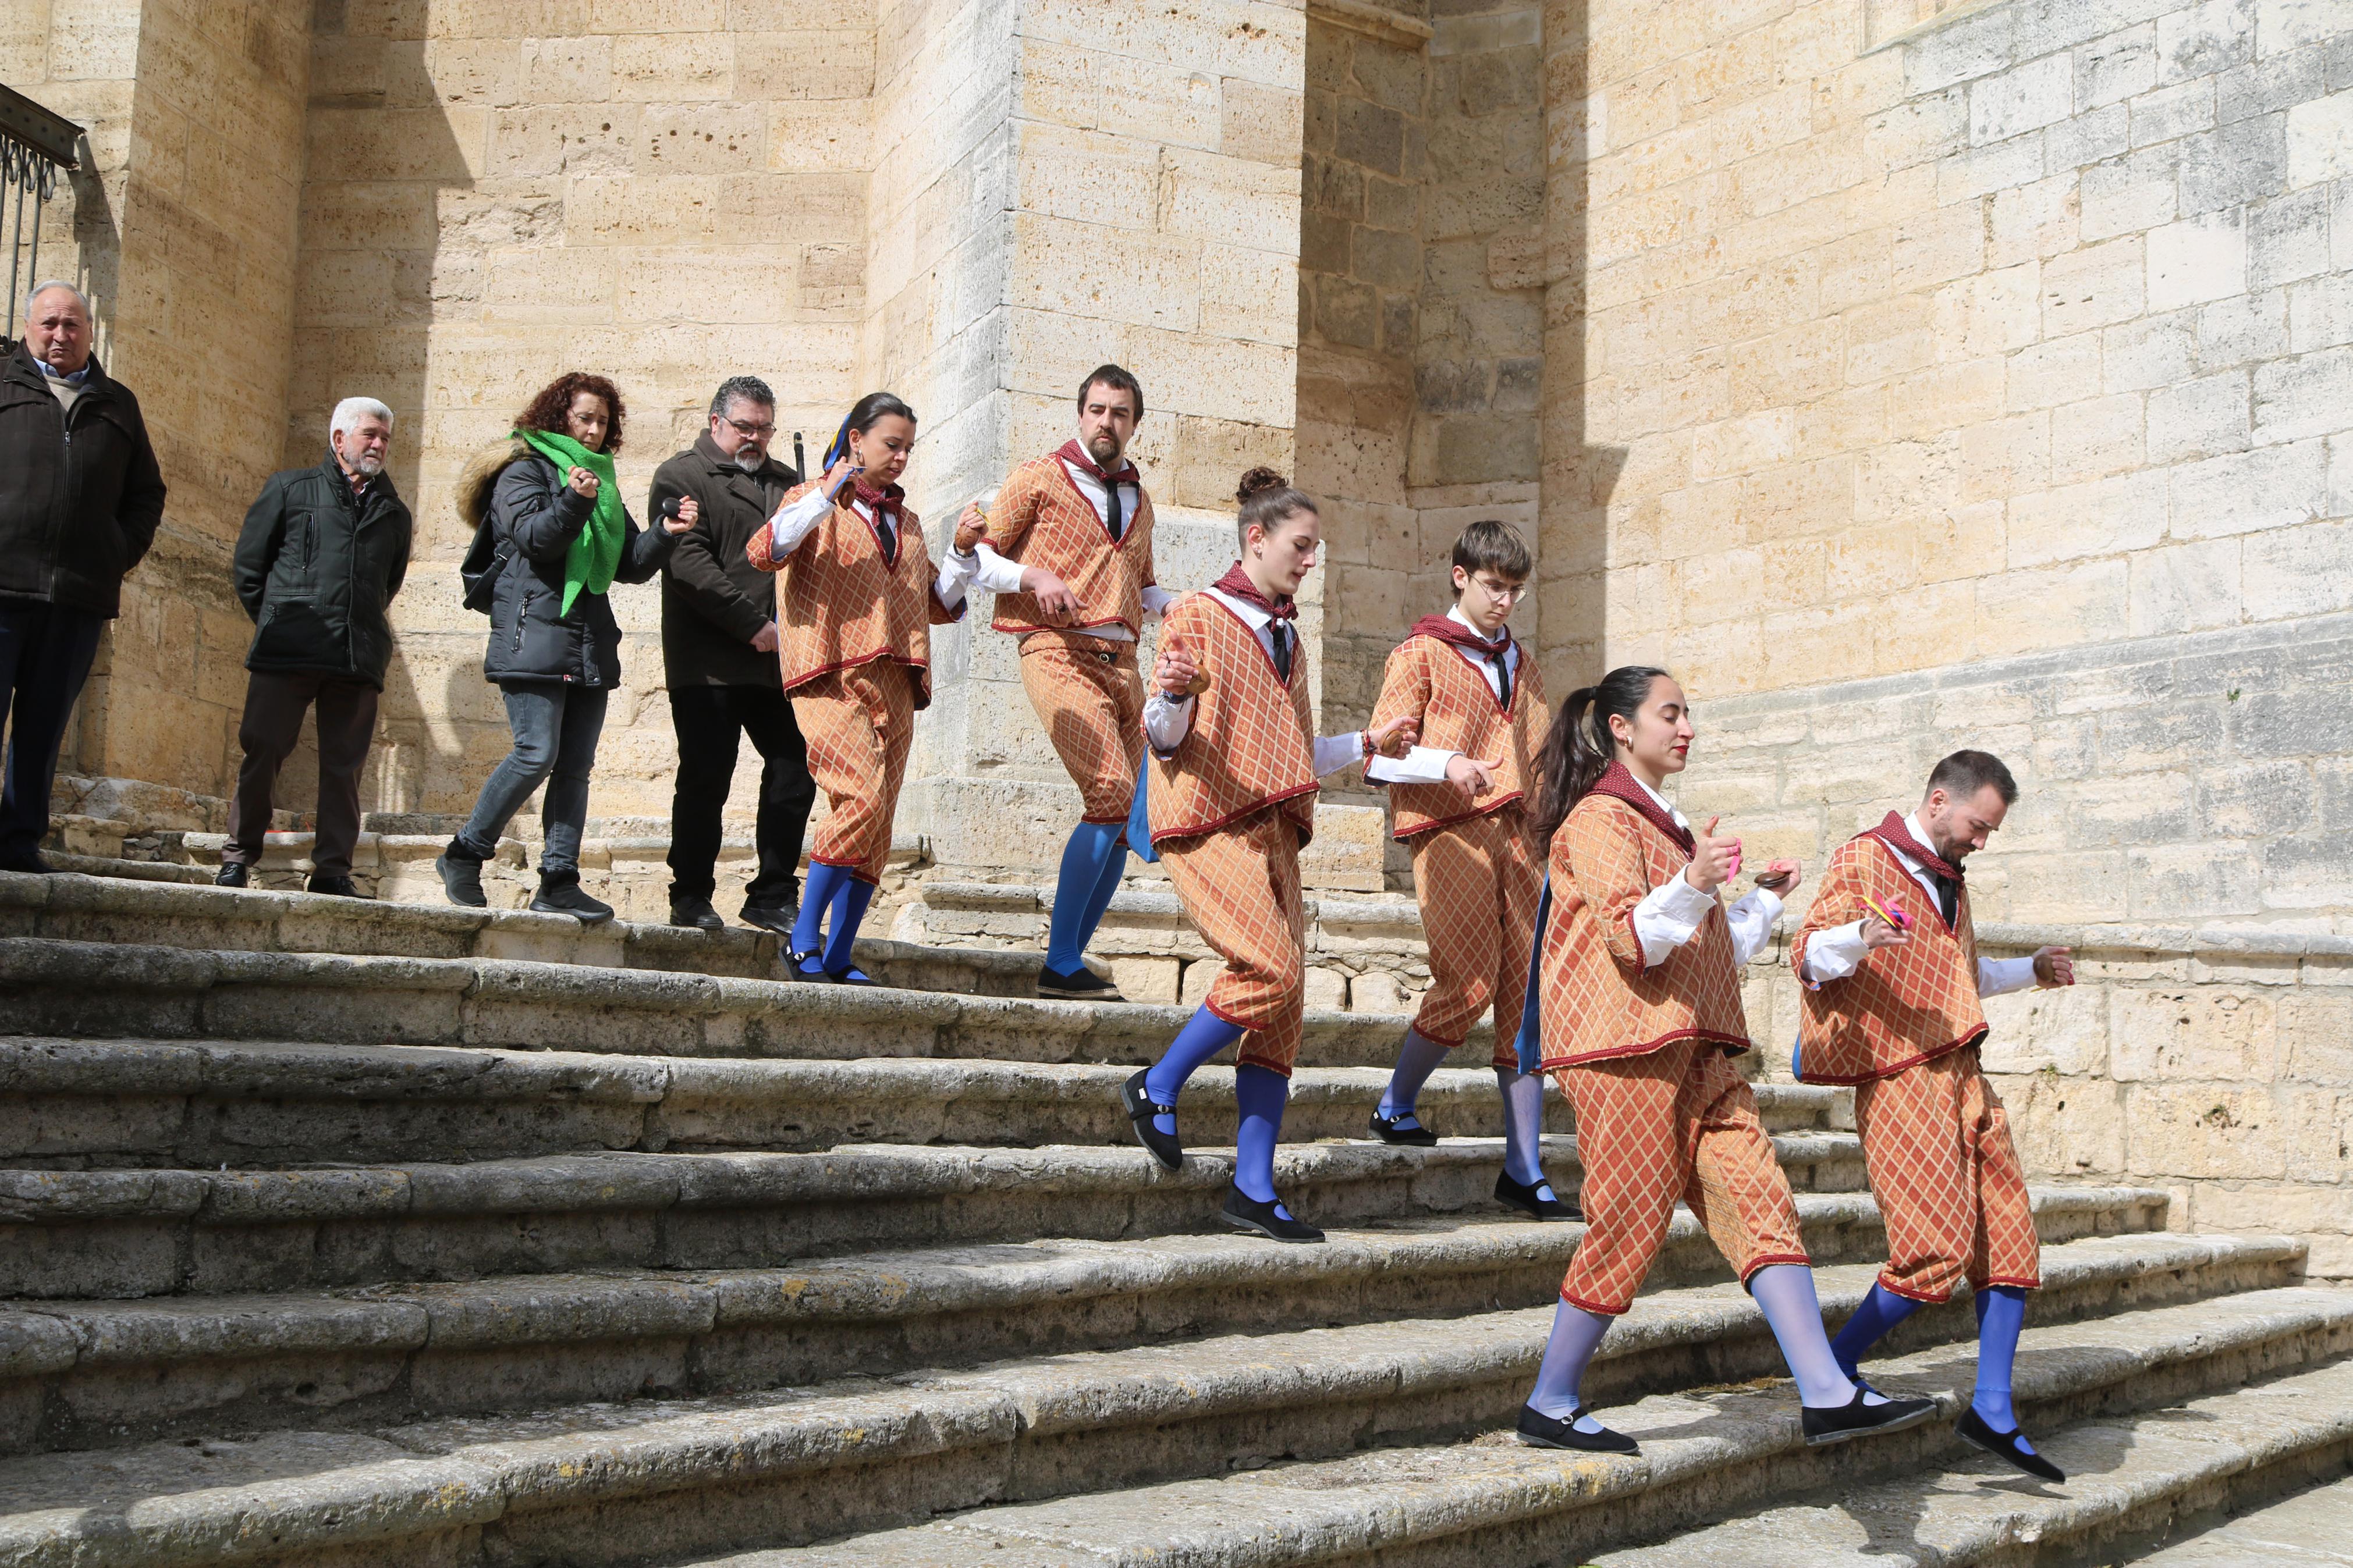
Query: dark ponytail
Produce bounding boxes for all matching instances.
[823,391,917,470]
[1531,664,1671,838]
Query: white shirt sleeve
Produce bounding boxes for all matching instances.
[1144,691,1193,756]
[970,541,1029,595]
[1141,584,1176,617]
[1312,732,1367,778]
[765,486,833,558]
[1365,744,1458,785]
[1724,887,1784,968]
[1631,872,1720,968]
[934,545,975,610]
[1797,920,1869,987]
[1978,955,2040,997]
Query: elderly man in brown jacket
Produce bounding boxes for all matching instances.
[650,375,817,933]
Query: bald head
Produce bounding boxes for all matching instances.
[22,283,91,376]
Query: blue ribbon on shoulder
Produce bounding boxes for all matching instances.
[1126,752,1159,863]
[1509,873,1552,1075]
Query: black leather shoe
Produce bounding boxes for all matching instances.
[1956,1405,2065,1482]
[670,896,723,931]
[531,877,614,924]
[307,873,364,898]
[436,847,487,908]
[1368,1109,1438,1147]
[740,903,797,936]
[1123,1069,1184,1169]
[1495,1170,1580,1221]
[826,965,880,987]
[1039,963,1123,1001]
[1801,1389,1940,1447]
[1516,1403,1638,1455]
[789,948,828,979]
[215,862,251,888]
[1220,1185,1323,1243]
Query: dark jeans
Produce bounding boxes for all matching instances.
[453,681,608,880]
[668,684,817,909]
[223,671,380,879]
[0,600,104,865]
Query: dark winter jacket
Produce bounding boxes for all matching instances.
[473,446,677,687]
[650,432,800,689]
[232,452,413,689]
[0,343,167,618]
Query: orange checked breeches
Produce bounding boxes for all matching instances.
[1555,1037,1809,1315]
[1408,808,1543,1068]
[1158,805,1308,1077]
[791,663,916,885]
[1852,1047,2040,1302]
[1019,633,1147,825]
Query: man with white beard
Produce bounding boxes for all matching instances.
[219,396,413,897]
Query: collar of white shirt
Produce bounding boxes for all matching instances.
[1445,605,1507,646]
[1206,586,1274,630]
[1631,772,1690,830]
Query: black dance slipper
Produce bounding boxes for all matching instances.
[1494,1171,1581,1221]
[1220,1185,1324,1243]
[1516,1403,1638,1455]
[1367,1109,1438,1146]
[1122,1069,1184,1170]
[1801,1389,1940,1446]
[1955,1406,2066,1482]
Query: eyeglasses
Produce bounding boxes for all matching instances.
[723,417,777,437]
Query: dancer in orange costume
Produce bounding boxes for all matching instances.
[1119,468,1417,1242]
[1360,520,1567,1221]
[746,392,985,984]
[1511,665,1937,1456]
[956,365,1173,1001]
[1800,750,2077,1482]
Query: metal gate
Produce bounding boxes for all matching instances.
[0,81,82,342]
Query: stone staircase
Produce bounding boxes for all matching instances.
[0,867,2343,1565]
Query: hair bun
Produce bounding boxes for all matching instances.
[1236,467,1289,503]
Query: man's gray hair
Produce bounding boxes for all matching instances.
[709,375,775,418]
[330,396,395,439]
[23,280,89,321]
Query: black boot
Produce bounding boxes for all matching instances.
[531,873,613,924]
[436,843,487,908]
[1220,1185,1323,1243]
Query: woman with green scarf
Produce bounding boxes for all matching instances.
[437,372,695,922]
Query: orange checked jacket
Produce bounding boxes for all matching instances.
[746,481,963,710]
[985,455,1158,638]
[1147,593,1321,848]
[1370,632,1549,838]
[1791,833,1989,1085]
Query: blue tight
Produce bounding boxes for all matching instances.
[790,862,875,980]
[1046,821,1127,973]
[1141,1007,1298,1218]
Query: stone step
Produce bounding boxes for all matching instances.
[0,1122,1985,1302]
[0,1261,2320,1568]
[2128,1469,2353,1566]
[0,933,1507,1070]
[0,1036,1848,1168]
[0,1201,2211,1457]
[702,1284,2353,1568]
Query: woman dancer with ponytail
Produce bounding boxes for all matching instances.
[747,393,984,982]
[1121,470,1418,1240]
[1514,666,1938,1453]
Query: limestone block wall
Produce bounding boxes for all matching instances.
[1545,0,2353,925]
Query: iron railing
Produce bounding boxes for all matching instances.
[0,81,81,341]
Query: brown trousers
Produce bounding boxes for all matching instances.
[223,670,380,879]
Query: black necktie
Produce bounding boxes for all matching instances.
[1103,477,1124,543]
[1932,872,1958,928]
[1488,644,1512,709]
[1270,620,1293,683]
[874,508,897,567]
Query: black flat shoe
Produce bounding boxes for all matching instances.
[1122,1069,1184,1170]
[826,966,881,987]
[789,948,828,979]
[1368,1109,1438,1147]
[1039,963,1123,1001]
[1220,1185,1323,1243]
[1801,1389,1940,1447]
[1495,1171,1580,1221]
[1956,1405,2065,1482]
[1516,1403,1638,1455]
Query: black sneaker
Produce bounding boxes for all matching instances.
[1801,1389,1940,1448]
[1220,1185,1323,1243]
[1122,1068,1184,1170]
[1495,1170,1580,1221]
[670,895,723,931]
[1516,1403,1638,1455]
[1039,963,1123,1001]
[1368,1109,1438,1147]
[531,877,614,925]
[740,902,798,936]
[436,845,487,908]
[307,873,364,898]
[1955,1405,2065,1482]
[215,862,251,888]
